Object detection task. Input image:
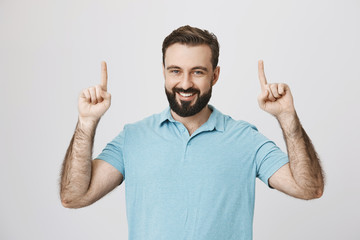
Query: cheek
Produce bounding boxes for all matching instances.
[198,80,212,92]
[164,76,181,90]
[164,80,174,91]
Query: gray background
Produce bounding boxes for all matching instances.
[1,0,359,239]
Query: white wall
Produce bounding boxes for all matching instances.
[1,0,359,239]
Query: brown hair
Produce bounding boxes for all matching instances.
[162,25,220,70]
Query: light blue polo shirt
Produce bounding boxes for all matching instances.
[96,105,289,240]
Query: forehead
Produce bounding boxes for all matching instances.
[164,43,212,69]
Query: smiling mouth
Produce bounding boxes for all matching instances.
[179,92,194,97]
[177,91,197,101]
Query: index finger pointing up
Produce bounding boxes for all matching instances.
[258,60,267,91]
[101,61,108,91]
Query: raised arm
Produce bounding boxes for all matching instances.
[257,60,324,200]
[60,62,123,208]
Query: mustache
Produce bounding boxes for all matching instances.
[172,87,200,94]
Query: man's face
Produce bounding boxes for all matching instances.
[163,43,220,117]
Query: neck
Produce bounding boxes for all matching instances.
[171,105,212,135]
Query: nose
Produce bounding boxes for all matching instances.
[178,73,194,90]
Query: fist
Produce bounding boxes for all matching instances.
[78,61,111,122]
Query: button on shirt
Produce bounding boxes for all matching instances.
[96,105,289,240]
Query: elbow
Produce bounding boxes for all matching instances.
[61,198,77,209]
[311,182,325,199]
[61,200,72,209]
[60,196,77,209]
[60,194,88,209]
[297,178,325,200]
[314,188,324,199]
[301,187,324,200]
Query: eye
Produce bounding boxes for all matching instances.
[193,70,204,75]
[171,70,180,74]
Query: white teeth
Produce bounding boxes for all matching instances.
[179,92,194,97]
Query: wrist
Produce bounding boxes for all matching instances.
[276,111,302,137]
[276,110,297,124]
[77,116,100,131]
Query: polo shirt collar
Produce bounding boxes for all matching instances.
[159,105,225,132]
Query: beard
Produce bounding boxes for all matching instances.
[165,86,212,117]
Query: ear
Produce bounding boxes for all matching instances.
[211,66,220,86]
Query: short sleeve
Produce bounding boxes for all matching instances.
[250,127,289,188]
[96,127,126,179]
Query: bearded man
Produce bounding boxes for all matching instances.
[60,25,324,240]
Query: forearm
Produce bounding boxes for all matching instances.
[60,118,99,207]
[277,112,324,198]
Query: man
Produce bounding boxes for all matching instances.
[60,25,324,239]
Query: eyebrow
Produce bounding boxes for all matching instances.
[166,65,180,70]
[192,66,209,72]
[166,65,209,72]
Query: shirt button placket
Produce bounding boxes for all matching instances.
[177,123,190,163]
[183,140,190,163]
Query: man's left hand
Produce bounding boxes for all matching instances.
[257,60,296,119]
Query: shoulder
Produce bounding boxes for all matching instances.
[218,111,267,144]
[120,110,167,145]
[210,106,258,133]
[222,117,271,151]
[123,110,164,132]
[223,115,259,133]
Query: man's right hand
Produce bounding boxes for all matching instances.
[61,61,121,209]
[78,61,111,123]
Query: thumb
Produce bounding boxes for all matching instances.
[101,90,111,100]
